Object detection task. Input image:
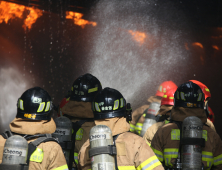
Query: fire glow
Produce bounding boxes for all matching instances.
[128,30,146,45]
[66,11,97,28]
[0,1,43,30]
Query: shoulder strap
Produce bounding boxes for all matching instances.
[1,130,13,139]
[113,134,119,170]
[64,115,94,170]
[26,134,58,165]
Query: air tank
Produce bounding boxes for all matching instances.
[53,116,72,164]
[182,116,203,170]
[140,102,160,136]
[2,135,28,164]
[89,125,115,170]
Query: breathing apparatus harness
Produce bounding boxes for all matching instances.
[0,130,58,170]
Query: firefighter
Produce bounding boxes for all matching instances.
[133,81,177,134]
[189,80,216,131]
[143,88,177,144]
[61,73,102,169]
[78,87,164,170]
[151,82,222,169]
[0,87,68,170]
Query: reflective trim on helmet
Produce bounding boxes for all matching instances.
[151,146,163,162]
[180,92,185,101]
[118,166,136,170]
[163,95,167,98]
[205,88,210,92]
[53,164,68,170]
[37,102,46,112]
[19,99,24,110]
[88,87,98,93]
[177,91,180,99]
[169,97,174,99]
[120,98,124,108]
[159,86,162,92]
[45,101,51,112]
[30,148,44,163]
[95,102,101,112]
[113,99,119,110]
[137,155,161,170]
[197,93,203,101]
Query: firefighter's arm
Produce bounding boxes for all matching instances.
[47,142,68,170]
[150,128,164,163]
[212,132,222,170]
[78,140,91,170]
[134,138,164,170]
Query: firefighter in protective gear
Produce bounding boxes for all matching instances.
[78,87,164,170]
[131,81,177,133]
[143,88,176,144]
[189,80,216,131]
[0,87,68,170]
[151,82,222,169]
[61,73,102,169]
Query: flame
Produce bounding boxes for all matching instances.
[128,30,146,45]
[23,7,43,30]
[66,11,97,28]
[212,45,219,50]
[192,42,203,49]
[0,1,43,30]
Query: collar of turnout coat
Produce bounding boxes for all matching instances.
[147,96,161,103]
[170,107,207,124]
[157,105,173,116]
[95,117,130,136]
[10,118,56,135]
[62,100,94,118]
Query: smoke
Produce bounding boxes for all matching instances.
[0,67,29,133]
[88,0,192,108]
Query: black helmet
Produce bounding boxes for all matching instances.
[70,73,102,102]
[92,87,126,120]
[16,87,53,120]
[174,82,205,109]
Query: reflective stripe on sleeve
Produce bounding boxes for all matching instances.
[119,166,136,170]
[163,148,179,167]
[53,164,68,170]
[135,123,143,134]
[202,151,213,169]
[151,146,163,162]
[130,123,136,132]
[137,155,162,170]
[74,152,78,164]
[214,153,222,166]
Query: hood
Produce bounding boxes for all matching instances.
[171,107,207,123]
[157,105,173,116]
[61,100,94,118]
[147,96,161,103]
[95,117,130,136]
[10,118,56,135]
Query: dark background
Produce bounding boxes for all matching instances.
[0,0,222,137]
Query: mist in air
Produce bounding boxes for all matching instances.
[0,67,29,132]
[88,0,191,104]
